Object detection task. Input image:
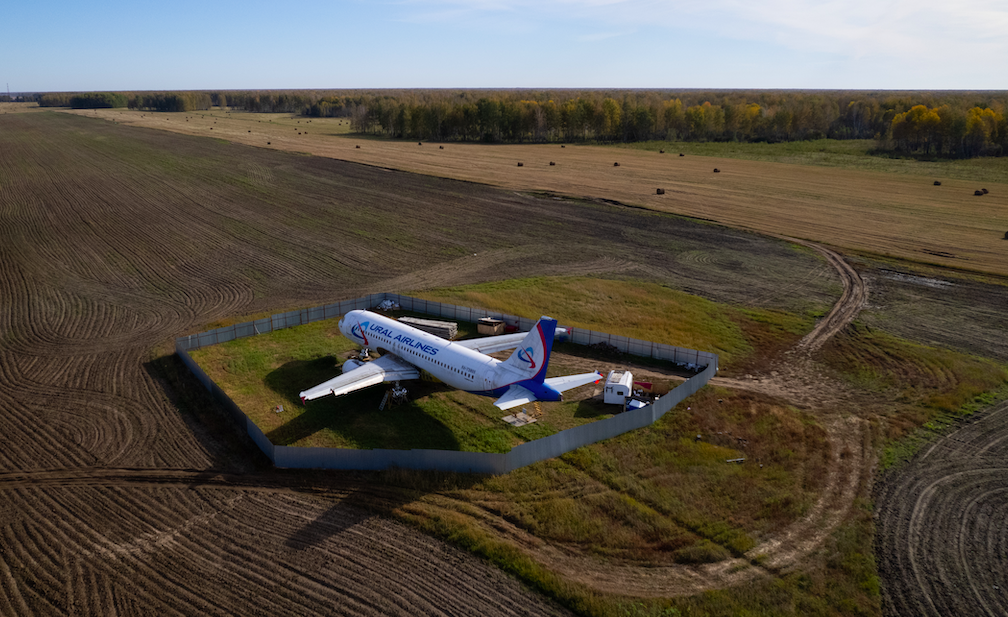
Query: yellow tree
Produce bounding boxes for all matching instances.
[964,107,1002,155]
[601,98,621,140]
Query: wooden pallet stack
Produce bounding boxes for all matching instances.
[397,316,458,340]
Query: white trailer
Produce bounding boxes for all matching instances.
[603,370,634,405]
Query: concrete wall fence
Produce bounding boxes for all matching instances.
[175,293,718,473]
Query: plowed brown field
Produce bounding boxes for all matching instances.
[875,400,1008,616]
[0,112,846,614]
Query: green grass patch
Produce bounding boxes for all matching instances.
[878,384,1008,470]
[415,276,753,366]
[367,384,835,616]
[821,322,1008,469]
[650,498,880,617]
[616,138,1008,183]
[428,386,830,564]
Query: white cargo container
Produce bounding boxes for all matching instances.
[604,370,634,405]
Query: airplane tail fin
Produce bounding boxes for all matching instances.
[500,316,556,383]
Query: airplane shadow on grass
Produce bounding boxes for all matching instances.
[264,358,461,451]
[571,396,617,420]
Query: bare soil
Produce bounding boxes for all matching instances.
[874,400,1008,616]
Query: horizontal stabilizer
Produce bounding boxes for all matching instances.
[493,384,536,411]
[544,371,604,393]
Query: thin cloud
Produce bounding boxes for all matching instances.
[395,0,1008,62]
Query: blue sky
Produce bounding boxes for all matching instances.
[5,0,1007,92]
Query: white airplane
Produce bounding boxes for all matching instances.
[299,310,602,410]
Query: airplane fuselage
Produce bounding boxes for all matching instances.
[338,310,553,399]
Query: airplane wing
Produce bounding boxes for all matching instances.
[493,384,536,411]
[299,354,420,403]
[545,371,604,393]
[453,332,528,355]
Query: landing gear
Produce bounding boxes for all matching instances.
[379,381,409,411]
[391,381,408,406]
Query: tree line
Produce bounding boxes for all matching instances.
[29,89,1008,158]
[39,91,212,112]
[225,89,1008,157]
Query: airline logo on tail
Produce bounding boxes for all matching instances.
[350,321,369,345]
[517,346,536,369]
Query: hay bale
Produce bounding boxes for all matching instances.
[975,190,984,196]
[982,188,989,194]
[713,168,720,173]
[656,188,665,195]
[934,180,941,186]
[517,162,523,167]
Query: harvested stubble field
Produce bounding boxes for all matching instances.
[2,107,1006,616]
[79,107,1008,277]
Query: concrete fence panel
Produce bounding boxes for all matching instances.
[247,417,275,462]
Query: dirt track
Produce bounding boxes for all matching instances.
[874,400,1008,616]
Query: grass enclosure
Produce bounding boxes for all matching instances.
[189,278,806,451]
[189,315,620,451]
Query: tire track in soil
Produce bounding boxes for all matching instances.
[875,400,1008,617]
[0,114,587,615]
[1,478,570,616]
